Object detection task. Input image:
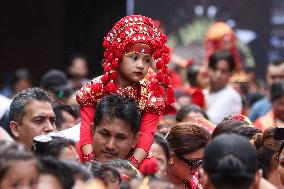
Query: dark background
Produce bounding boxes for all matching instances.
[1,0,126,84]
[1,0,280,84]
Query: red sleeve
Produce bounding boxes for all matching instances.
[136,112,160,153]
[77,106,95,161]
[189,88,206,109]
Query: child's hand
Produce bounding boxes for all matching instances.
[83,151,98,163]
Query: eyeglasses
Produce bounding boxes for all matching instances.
[179,156,203,171]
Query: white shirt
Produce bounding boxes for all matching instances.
[59,123,80,141]
[0,95,11,120]
[204,85,242,124]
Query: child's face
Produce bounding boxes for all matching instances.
[118,52,151,88]
[0,160,38,189]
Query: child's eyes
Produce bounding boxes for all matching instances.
[144,58,151,64]
[127,54,138,61]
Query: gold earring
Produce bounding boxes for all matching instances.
[169,158,174,165]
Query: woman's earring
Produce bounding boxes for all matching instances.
[169,158,174,165]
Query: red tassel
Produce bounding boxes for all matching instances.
[112,59,119,70]
[104,64,111,72]
[90,83,102,94]
[101,74,109,83]
[164,77,170,86]
[110,71,118,80]
[156,60,164,70]
[156,71,164,82]
[105,81,117,93]
[167,86,175,104]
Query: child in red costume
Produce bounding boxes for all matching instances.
[76,15,175,167]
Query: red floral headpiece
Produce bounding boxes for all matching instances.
[204,22,241,70]
[101,15,174,104]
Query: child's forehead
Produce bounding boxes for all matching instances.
[124,43,153,57]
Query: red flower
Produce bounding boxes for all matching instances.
[120,32,126,39]
[164,76,170,86]
[156,71,164,82]
[162,67,169,74]
[104,51,110,59]
[112,41,119,48]
[133,25,140,32]
[167,86,175,104]
[112,59,119,69]
[104,64,111,72]
[105,81,117,93]
[103,40,110,48]
[161,33,167,43]
[110,71,118,80]
[156,60,164,70]
[101,74,109,83]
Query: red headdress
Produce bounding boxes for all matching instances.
[205,22,241,70]
[101,15,174,104]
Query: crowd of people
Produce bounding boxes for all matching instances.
[1,14,284,189]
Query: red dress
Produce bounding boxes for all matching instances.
[76,76,166,162]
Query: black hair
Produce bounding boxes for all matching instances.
[53,103,78,130]
[9,87,53,123]
[270,58,284,66]
[38,156,75,189]
[103,159,140,179]
[62,160,92,181]
[212,120,260,139]
[0,141,38,180]
[11,68,31,87]
[187,65,201,87]
[208,50,236,72]
[175,105,208,122]
[153,133,170,160]
[254,127,282,179]
[90,162,121,186]
[94,94,141,134]
[270,80,284,103]
[68,53,89,67]
[34,137,76,159]
[203,134,259,189]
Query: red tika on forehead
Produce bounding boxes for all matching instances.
[124,43,153,56]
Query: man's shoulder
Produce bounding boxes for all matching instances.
[252,97,270,108]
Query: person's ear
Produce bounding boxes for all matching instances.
[252,169,263,189]
[168,152,176,165]
[272,153,279,168]
[9,121,20,138]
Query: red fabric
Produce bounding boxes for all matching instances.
[187,87,206,109]
[77,106,95,162]
[138,155,158,175]
[170,70,182,88]
[136,112,160,152]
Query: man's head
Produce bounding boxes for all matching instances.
[208,51,235,92]
[266,59,284,87]
[200,134,262,189]
[9,87,56,149]
[92,94,141,162]
[40,69,73,102]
